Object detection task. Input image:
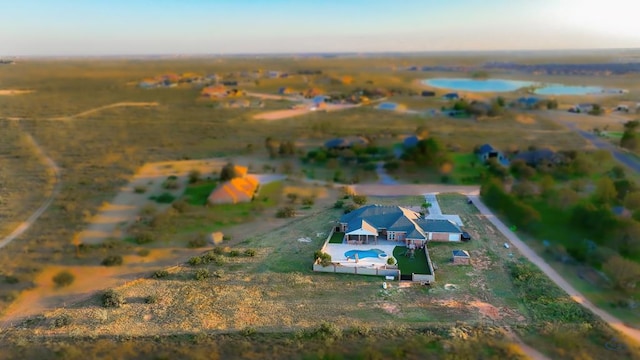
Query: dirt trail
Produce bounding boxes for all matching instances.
[0,89,33,96]
[0,125,61,249]
[78,158,226,245]
[49,102,158,120]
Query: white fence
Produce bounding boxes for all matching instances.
[313,263,401,279]
[411,246,436,283]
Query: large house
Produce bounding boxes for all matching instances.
[337,205,463,247]
[477,143,509,166]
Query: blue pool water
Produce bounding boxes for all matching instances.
[534,84,603,96]
[424,78,606,95]
[345,249,386,260]
[424,78,535,93]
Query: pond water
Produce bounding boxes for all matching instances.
[423,78,606,95]
[424,78,535,93]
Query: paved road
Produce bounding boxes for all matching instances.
[0,126,61,249]
[469,194,640,343]
[545,110,640,173]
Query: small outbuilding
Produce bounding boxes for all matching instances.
[452,250,471,265]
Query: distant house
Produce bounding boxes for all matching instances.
[421,90,436,97]
[325,136,369,150]
[477,144,509,166]
[512,149,562,167]
[377,102,407,112]
[517,97,540,109]
[443,93,460,101]
[207,166,259,205]
[616,104,630,112]
[267,71,281,78]
[278,87,296,95]
[337,205,463,247]
[403,135,421,148]
[569,103,594,113]
[201,85,227,98]
[452,250,471,265]
[139,79,158,88]
[312,95,328,105]
[222,80,238,86]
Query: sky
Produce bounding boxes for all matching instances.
[1,0,640,56]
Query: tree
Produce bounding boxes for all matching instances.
[549,187,579,210]
[614,179,637,201]
[594,177,618,205]
[352,195,368,205]
[511,181,536,199]
[621,122,640,151]
[603,255,640,293]
[219,162,239,182]
[415,126,429,139]
[612,220,640,258]
[624,191,640,211]
[265,137,279,158]
[539,175,555,197]
[188,169,201,184]
[546,99,558,110]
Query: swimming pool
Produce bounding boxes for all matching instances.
[345,249,387,260]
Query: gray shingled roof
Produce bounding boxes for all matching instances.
[415,218,462,233]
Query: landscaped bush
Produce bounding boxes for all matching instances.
[333,200,344,209]
[101,255,123,267]
[212,247,225,255]
[194,269,210,281]
[352,194,367,205]
[387,257,396,266]
[314,251,332,267]
[101,289,125,308]
[228,250,240,257]
[244,249,256,257]
[276,206,296,218]
[133,185,147,194]
[162,176,179,190]
[153,270,169,279]
[343,203,358,214]
[302,197,315,206]
[52,271,75,288]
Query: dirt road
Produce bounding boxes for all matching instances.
[0,127,61,249]
[469,194,640,342]
[49,102,158,120]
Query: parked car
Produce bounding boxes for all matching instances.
[503,243,510,249]
[461,232,471,241]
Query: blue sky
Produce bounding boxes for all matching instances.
[1,0,639,56]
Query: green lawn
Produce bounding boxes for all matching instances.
[450,152,485,185]
[393,246,431,275]
[183,180,217,205]
[329,231,344,244]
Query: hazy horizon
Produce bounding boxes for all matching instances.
[2,0,640,57]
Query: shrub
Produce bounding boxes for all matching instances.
[387,257,396,266]
[152,192,176,204]
[302,197,315,206]
[52,271,75,288]
[223,235,232,241]
[171,199,189,213]
[344,203,358,214]
[241,327,257,336]
[134,231,154,244]
[53,314,72,328]
[4,275,19,284]
[153,270,169,278]
[229,250,240,257]
[102,255,123,267]
[188,256,203,266]
[352,195,367,205]
[314,251,332,267]
[162,177,179,190]
[195,269,210,281]
[137,249,150,257]
[188,235,207,248]
[276,206,296,218]
[133,186,147,194]
[333,200,344,209]
[244,249,256,257]
[144,294,158,304]
[213,247,225,255]
[314,322,342,339]
[101,289,125,308]
[188,170,201,184]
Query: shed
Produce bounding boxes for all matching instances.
[452,250,471,265]
[443,93,460,100]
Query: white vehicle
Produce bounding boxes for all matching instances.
[503,243,510,249]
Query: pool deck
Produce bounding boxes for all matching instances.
[323,244,398,269]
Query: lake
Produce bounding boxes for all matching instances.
[423,78,606,95]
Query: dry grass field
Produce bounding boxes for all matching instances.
[1,56,640,358]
